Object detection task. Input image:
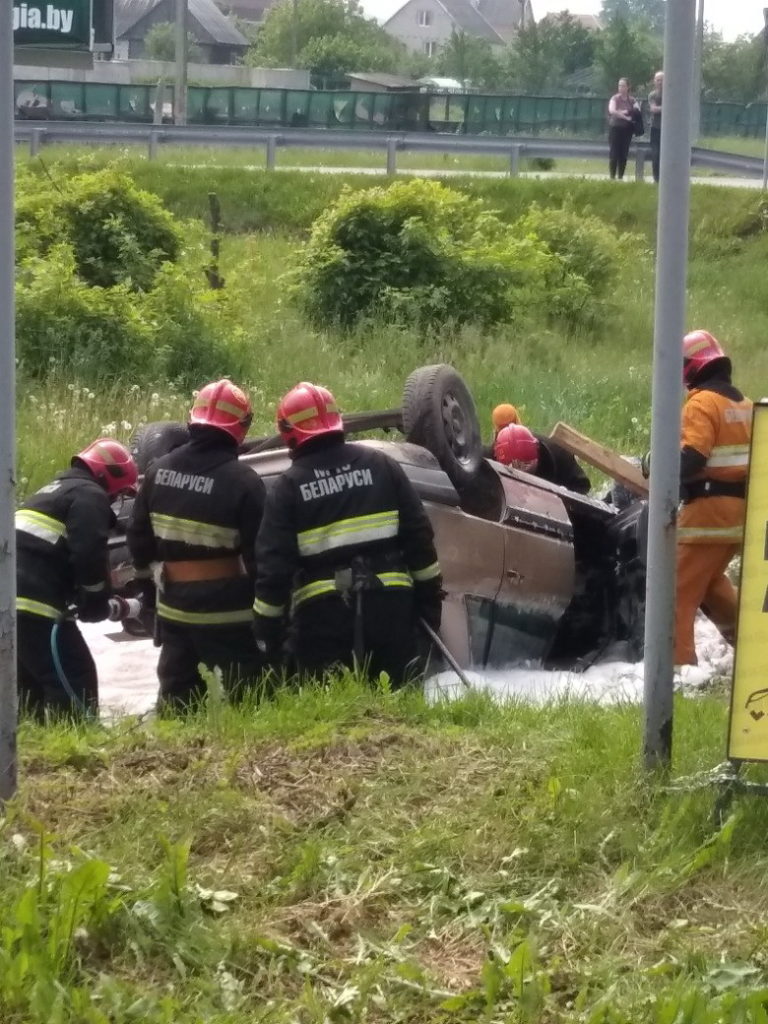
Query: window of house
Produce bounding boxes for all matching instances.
[423,40,437,56]
[417,9,432,26]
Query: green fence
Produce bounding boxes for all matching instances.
[13,80,768,139]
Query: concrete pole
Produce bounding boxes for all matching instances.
[763,9,768,190]
[291,0,299,66]
[174,0,188,126]
[643,0,696,772]
[0,0,19,800]
[690,0,705,142]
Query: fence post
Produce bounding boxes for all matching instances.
[508,144,521,177]
[148,130,160,161]
[266,135,277,171]
[386,137,397,176]
[29,128,45,158]
[635,147,646,182]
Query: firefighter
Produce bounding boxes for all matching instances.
[127,379,267,709]
[16,439,138,719]
[494,423,591,495]
[483,404,521,458]
[674,330,752,666]
[252,381,442,686]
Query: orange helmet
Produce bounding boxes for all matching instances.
[189,379,253,444]
[74,439,138,497]
[493,424,540,471]
[277,382,343,449]
[492,403,521,432]
[683,330,729,388]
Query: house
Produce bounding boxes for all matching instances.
[538,10,602,32]
[477,0,534,43]
[347,72,421,92]
[383,0,506,57]
[215,0,274,27]
[115,0,248,63]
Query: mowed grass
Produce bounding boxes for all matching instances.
[5,680,768,1023]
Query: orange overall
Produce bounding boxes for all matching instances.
[675,387,752,665]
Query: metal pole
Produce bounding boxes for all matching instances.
[0,0,19,800]
[762,9,768,190]
[643,0,696,772]
[174,0,188,126]
[690,0,705,142]
[291,0,299,66]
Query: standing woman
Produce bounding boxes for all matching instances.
[607,78,638,180]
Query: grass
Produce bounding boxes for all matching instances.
[4,681,768,1022]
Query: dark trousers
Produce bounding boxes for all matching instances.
[17,613,98,720]
[292,590,419,688]
[608,124,634,179]
[156,620,264,709]
[650,126,661,183]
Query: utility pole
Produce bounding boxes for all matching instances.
[291,0,299,66]
[643,0,696,771]
[0,0,19,800]
[174,0,188,126]
[762,8,768,190]
[692,0,705,139]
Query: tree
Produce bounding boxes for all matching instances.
[702,32,765,103]
[436,30,504,90]
[595,15,661,93]
[247,0,404,78]
[144,22,202,63]
[600,0,665,36]
[507,14,597,93]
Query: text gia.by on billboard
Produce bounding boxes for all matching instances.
[13,0,113,51]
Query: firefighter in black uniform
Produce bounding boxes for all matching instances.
[16,439,139,718]
[127,379,266,709]
[252,381,442,685]
[494,423,591,494]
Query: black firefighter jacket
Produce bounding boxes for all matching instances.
[16,466,113,621]
[127,430,266,628]
[252,438,441,631]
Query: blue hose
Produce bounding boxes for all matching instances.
[50,620,89,716]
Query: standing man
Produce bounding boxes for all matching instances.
[128,379,266,709]
[16,439,138,718]
[648,70,663,184]
[252,382,442,686]
[493,424,591,495]
[674,331,752,666]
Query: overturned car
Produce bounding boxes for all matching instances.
[110,365,648,671]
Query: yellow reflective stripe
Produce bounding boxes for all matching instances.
[686,338,711,356]
[678,526,744,540]
[411,561,440,582]
[293,571,413,607]
[17,597,61,620]
[157,601,253,626]
[150,512,239,549]
[253,597,285,618]
[193,398,245,419]
[706,445,750,469]
[15,509,66,545]
[81,581,107,593]
[285,406,319,425]
[377,572,413,589]
[297,511,399,556]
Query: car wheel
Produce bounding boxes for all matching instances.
[401,364,482,490]
[129,421,189,474]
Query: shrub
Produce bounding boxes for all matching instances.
[16,168,181,291]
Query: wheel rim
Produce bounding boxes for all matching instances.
[441,391,473,468]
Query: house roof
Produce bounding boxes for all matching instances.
[115,0,248,45]
[383,0,504,45]
[477,0,533,38]
[347,72,420,89]
[215,0,273,22]
[539,10,602,30]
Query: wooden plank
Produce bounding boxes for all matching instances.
[550,422,649,497]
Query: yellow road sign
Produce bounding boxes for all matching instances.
[728,400,768,761]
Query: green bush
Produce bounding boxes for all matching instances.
[16,168,181,291]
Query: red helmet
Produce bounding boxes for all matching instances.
[277,382,343,449]
[493,424,540,471]
[189,379,253,444]
[683,330,729,387]
[74,439,139,497]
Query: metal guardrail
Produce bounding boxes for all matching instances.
[14,120,766,181]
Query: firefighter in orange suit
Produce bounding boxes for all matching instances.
[675,330,752,666]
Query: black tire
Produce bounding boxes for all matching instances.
[401,364,482,490]
[129,421,189,474]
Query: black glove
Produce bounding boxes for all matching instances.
[641,451,651,479]
[416,583,444,634]
[136,576,156,611]
[253,616,284,666]
[76,590,110,623]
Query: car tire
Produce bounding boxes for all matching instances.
[129,421,189,474]
[401,364,482,490]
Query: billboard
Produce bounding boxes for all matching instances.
[728,400,768,762]
[13,0,93,49]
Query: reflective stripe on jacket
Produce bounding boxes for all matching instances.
[679,383,752,545]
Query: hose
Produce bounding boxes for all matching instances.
[50,619,90,717]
